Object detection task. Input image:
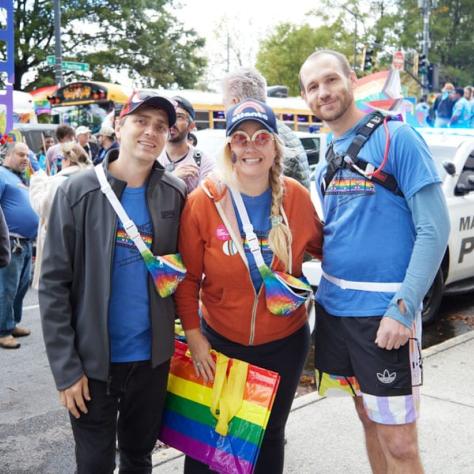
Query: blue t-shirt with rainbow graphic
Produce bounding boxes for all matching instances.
[232,189,273,291]
[108,186,152,362]
[315,115,441,317]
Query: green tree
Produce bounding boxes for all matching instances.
[11,0,207,90]
[365,0,474,86]
[256,0,473,96]
[421,0,474,85]
[256,22,353,96]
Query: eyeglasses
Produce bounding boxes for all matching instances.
[227,129,274,149]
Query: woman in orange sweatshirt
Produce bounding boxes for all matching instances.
[176,99,322,474]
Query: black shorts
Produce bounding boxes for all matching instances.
[313,302,422,424]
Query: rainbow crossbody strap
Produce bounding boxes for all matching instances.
[95,164,186,298]
[229,186,311,316]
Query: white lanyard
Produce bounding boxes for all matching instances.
[94,164,148,254]
[229,187,267,268]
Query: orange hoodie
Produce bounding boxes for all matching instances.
[176,175,323,346]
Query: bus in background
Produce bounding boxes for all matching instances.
[142,89,320,132]
[47,81,131,133]
[46,83,320,133]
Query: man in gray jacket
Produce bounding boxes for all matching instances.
[222,67,311,188]
[39,93,186,473]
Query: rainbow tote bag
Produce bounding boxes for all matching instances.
[159,340,280,473]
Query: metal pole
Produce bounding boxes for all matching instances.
[354,18,358,69]
[53,0,64,87]
[341,5,359,70]
[421,0,430,91]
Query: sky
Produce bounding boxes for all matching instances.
[172,0,321,89]
[174,0,320,37]
[102,0,324,92]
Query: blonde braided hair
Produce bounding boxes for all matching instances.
[267,140,292,271]
[217,137,292,271]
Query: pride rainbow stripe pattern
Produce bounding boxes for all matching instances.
[141,248,186,298]
[159,341,280,474]
[326,178,376,195]
[259,266,312,316]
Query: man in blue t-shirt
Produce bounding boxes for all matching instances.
[0,142,38,349]
[300,50,450,473]
[449,87,471,128]
[39,94,186,473]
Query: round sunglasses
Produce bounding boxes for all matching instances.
[227,129,275,149]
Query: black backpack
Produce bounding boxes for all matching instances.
[322,111,403,198]
[193,150,202,168]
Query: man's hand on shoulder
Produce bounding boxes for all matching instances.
[375,300,411,350]
[174,163,199,180]
[59,374,91,419]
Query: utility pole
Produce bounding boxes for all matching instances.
[53,0,64,87]
[341,5,362,70]
[418,0,437,91]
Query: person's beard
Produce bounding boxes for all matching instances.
[318,89,353,124]
[168,127,187,144]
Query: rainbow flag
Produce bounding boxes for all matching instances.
[355,69,403,114]
[30,85,58,115]
[159,340,280,473]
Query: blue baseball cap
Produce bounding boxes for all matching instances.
[226,99,278,136]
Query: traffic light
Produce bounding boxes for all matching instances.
[419,54,429,75]
[427,63,439,91]
[363,47,374,71]
[364,48,374,71]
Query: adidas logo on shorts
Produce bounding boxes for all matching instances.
[377,369,397,384]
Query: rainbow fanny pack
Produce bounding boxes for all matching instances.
[230,187,312,317]
[259,265,312,316]
[95,164,186,297]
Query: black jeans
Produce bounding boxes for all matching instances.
[70,359,170,474]
[184,322,310,474]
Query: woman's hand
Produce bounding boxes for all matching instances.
[185,328,215,382]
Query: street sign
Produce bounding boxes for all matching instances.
[46,56,89,72]
[392,51,405,71]
[62,61,89,72]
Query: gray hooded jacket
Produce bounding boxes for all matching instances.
[39,151,186,390]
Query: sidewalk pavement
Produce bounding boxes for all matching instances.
[151,331,474,473]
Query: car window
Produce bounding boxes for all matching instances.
[457,153,474,192]
[299,136,320,166]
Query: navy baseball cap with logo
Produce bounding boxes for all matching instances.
[226,99,278,136]
[172,96,195,121]
[120,91,177,126]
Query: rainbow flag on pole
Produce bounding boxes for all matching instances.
[355,69,403,114]
[159,340,280,473]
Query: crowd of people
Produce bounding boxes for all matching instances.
[417,82,474,128]
[0,49,451,474]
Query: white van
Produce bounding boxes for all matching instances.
[302,128,474,325]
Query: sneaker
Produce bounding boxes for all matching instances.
[0,335,21,349]
[12,326,31,337]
